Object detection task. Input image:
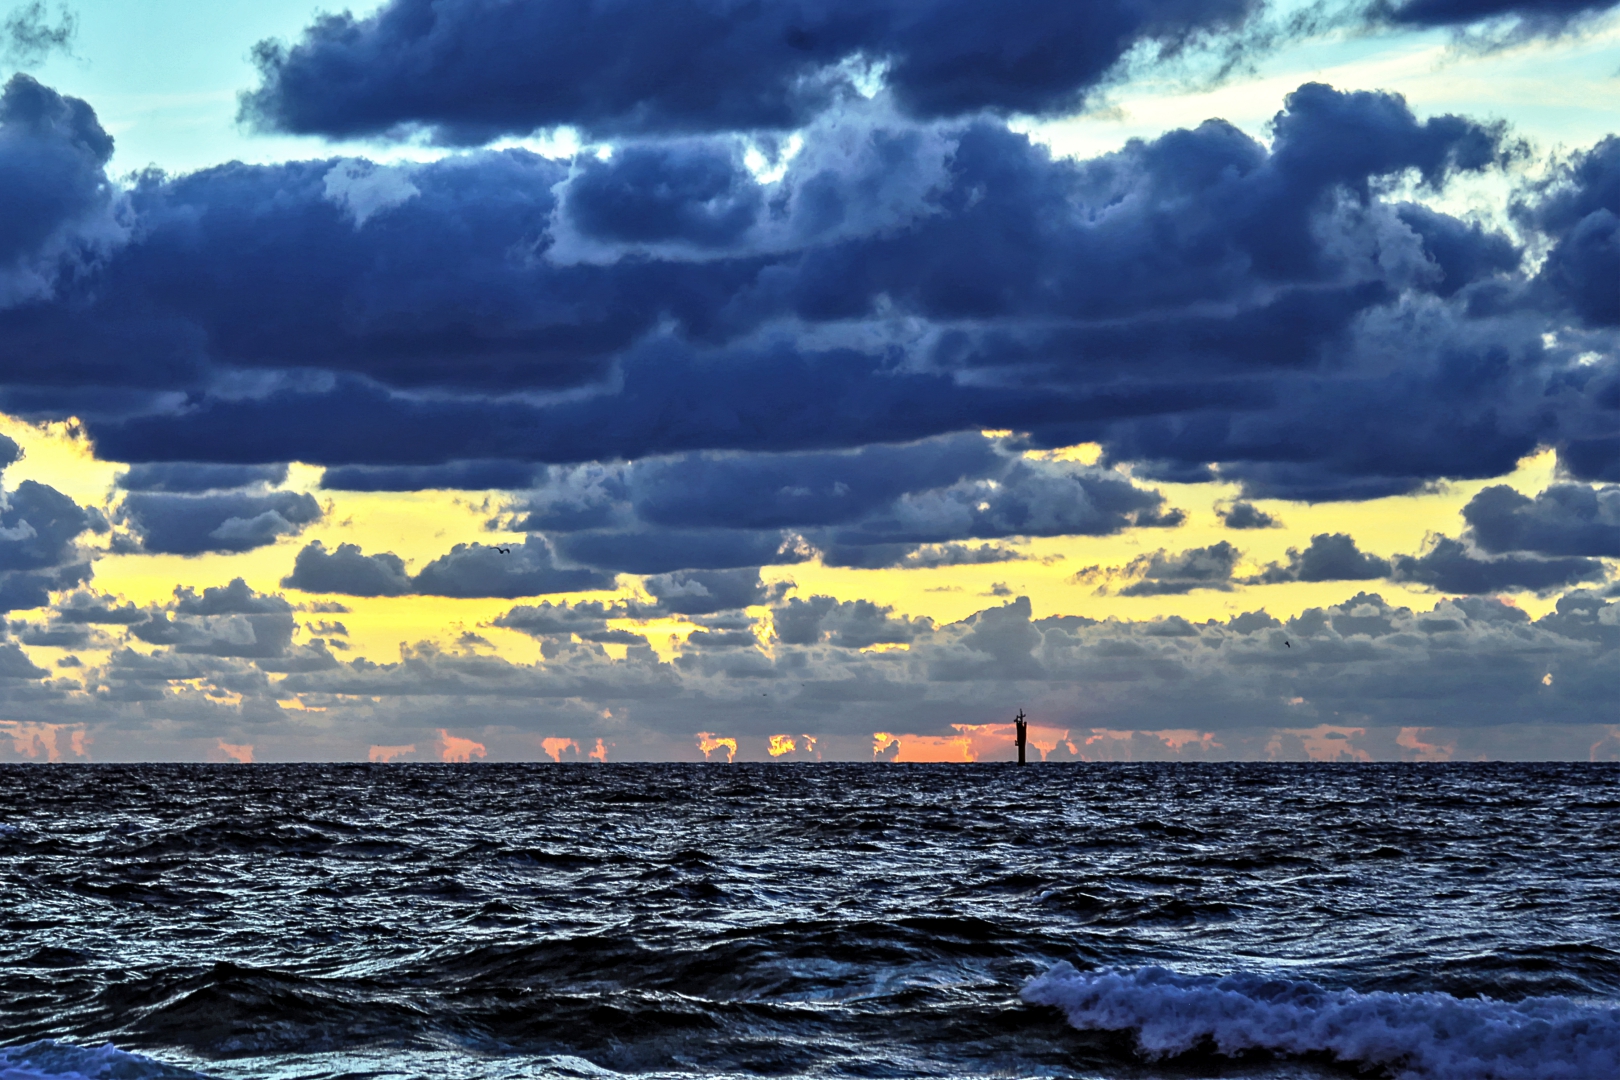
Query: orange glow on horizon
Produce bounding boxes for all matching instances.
[1,721,90,762]
[768,734,796,756]
[1156,729,1223,753]
[1269,724,1370,762]
[696,732,737,762]
[1589,728,1620,762]
[541,737,579,762]
[589,738,611,762]
[216,740,254,764]
[437,730,487,762]
[1397,727,1456,761]
[368,743,415,762]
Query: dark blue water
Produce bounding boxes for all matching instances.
[2,763,1619,1079]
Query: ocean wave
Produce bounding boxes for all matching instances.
[1022,962,1620,1080]
[0,1041,204,1080]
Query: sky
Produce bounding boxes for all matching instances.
[0,0,1616,764]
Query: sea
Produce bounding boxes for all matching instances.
[2,762,1619,1080]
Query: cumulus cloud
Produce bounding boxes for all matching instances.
[412,536,614,598]
[821,541,1028,569]
[1390,535,1609,594]
[4,572,1616,758]
[492,599,637,644]
[1217,501,1280,529]
[1246,533,1392,584]
[282,537,614,598]
[321,460,541,492]
[282,541,411,596]
[117,462,289,493]
[1463,484,1620,558]
[0,74,123,307]
[639,568,787,616]
[504,435,1182,573]
[18,79,1602,521]
[238,0,1260,144]
[0,468,100,613]
[772,595,932,648]
[1522,136,1620,332]
[1080,542,1243,596]
[117,490,321,555]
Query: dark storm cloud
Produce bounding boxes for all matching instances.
[0,75,1610,529]
[117,462,288,493]
[239,0,1258,143]
[1217,501,1280,529]
[502,435,1182,573]
[1390,535,1608,594]
[815,457,1184,548]
[624,435,1002,531]
[509,435,1180,566]
[1463,483,1620,557]
[1520,136,1620,329]
[1393,203,1519,298]
[116,490,321,555]
[566,142,763,248]
[282,537,614,598]
[320,460,541,492]
[0,74,118,305]
[1374,0,1620,33]
[77,82,1584,512]
[1247,532,1392,583]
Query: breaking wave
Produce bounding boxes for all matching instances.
[1022,962,1620,1080]
[0,1041,203,1080]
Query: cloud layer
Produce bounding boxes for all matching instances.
[0,73,1609,523]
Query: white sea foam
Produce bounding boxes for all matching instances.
[1022,963,1620,1080]
[0,1041,203,1080]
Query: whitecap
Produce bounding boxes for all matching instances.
[0,1041,206,1080]
[1022,962,1620,1080]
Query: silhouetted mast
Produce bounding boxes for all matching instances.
[1014,709,1027,765]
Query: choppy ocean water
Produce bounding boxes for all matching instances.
[2,763,1619,1080]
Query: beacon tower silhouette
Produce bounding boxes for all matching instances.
[1014,709,1027,765]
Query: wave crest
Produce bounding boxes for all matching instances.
[1021,963,1620,1080]
[0,1041,204,1080]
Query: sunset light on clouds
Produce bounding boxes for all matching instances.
[0,0,1614,763]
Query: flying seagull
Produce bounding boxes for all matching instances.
[494,545,512,555]
[1285,641,1291,648]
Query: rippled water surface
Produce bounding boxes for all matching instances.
[3,762,1619,1079]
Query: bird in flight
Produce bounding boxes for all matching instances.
[1285,641,1291,648]
[494,545,512,555]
